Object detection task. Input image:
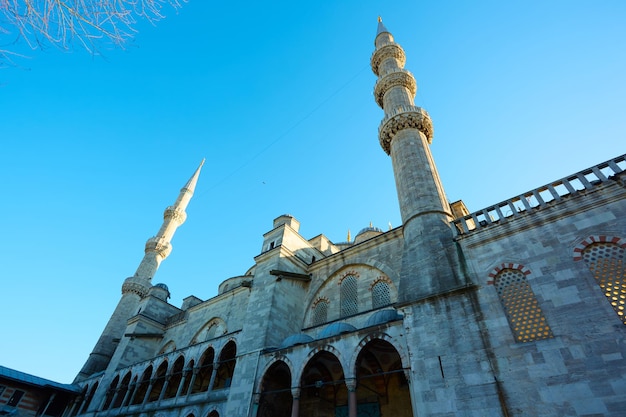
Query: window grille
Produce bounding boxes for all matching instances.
[494,268,553,342]
[312,301,328,326]
[582,242,626,324]
[372,281,391,309]
[341,275,358,317]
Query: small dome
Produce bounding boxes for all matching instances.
[354,225,384,244]
[319,322,356,339]
[365,309,402,327]
[356,226,384,235]
[279,333,314,349]
[149,283,170,301]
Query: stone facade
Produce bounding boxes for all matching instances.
[68,21,626,417]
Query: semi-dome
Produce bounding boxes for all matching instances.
[279,333,314,349]
[365,309,402,327]
[319,322,357,339]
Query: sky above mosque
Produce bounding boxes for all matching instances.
[1,1,625,383]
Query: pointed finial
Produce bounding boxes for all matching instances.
[378,16,382,23]
[347,229,352,242]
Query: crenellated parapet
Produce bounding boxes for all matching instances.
[378,105,433,154]
[373,69,417,108]
[370,43,406,76]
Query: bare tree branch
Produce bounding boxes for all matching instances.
[0,0,185,66]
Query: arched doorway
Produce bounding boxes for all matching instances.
[354,339,412,417]
[257,361,292,417]
[300,351,347,416]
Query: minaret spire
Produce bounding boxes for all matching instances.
[134,158,205,279]
[75,160,204,382]
[371,20,466,302]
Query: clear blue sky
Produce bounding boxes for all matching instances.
[1,1,624,383]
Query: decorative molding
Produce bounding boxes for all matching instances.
[312,297,330,308]
[486,263,531,285]
[378,107,434,154]
[369,275,392,290]
[370,43,405,76]
[338,270,360,284]
[572,235,626,261]
[374,70,416,108]
[121,278,150,297]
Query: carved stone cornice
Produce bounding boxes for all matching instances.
[374,69,417,108]
[121,277,150,297]
[164,206,187,224]
[145,237,172,258]
[378,106,434,154]
[370,43,406,76]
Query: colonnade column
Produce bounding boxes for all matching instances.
[346,378,357,417]
[290,388,301,417]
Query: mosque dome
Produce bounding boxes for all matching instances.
[354,224,384,244]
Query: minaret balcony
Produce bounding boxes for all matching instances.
[163,206,187,224]
[370,42,405,76]
[374,69,416,108]
[144,236,172,258]
[378,105,433,154]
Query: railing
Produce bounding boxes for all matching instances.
[452,154,626,235]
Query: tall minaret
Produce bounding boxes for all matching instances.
[75,160,204,382]
[372,19,466,302]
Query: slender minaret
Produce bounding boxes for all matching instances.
[372,19,466,302]
[75,160,204,382]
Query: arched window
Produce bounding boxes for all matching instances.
[494,268,553,342]
[340,275,358,317]
[312,300,328,326]
[192,349,214,394]
[214,341,237,390]
[102,376,118,410]
[371,281,391,309]
[582,242,626,324]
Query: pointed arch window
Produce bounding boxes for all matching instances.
[340,275,358,317]
[312,300,328,326]
[494,268,553,342]
[371,281,391,309]
[582,242,626,324]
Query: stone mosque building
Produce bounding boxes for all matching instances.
[64,20,626,417]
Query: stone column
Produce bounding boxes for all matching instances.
[157,375,171,403]
[186,368,199,397]
[175,371,189,398]
[141,380,154,405]
[208,364,220,391]
[120,384,133,408]
[290,388,301,417]
[345,378,357,417]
